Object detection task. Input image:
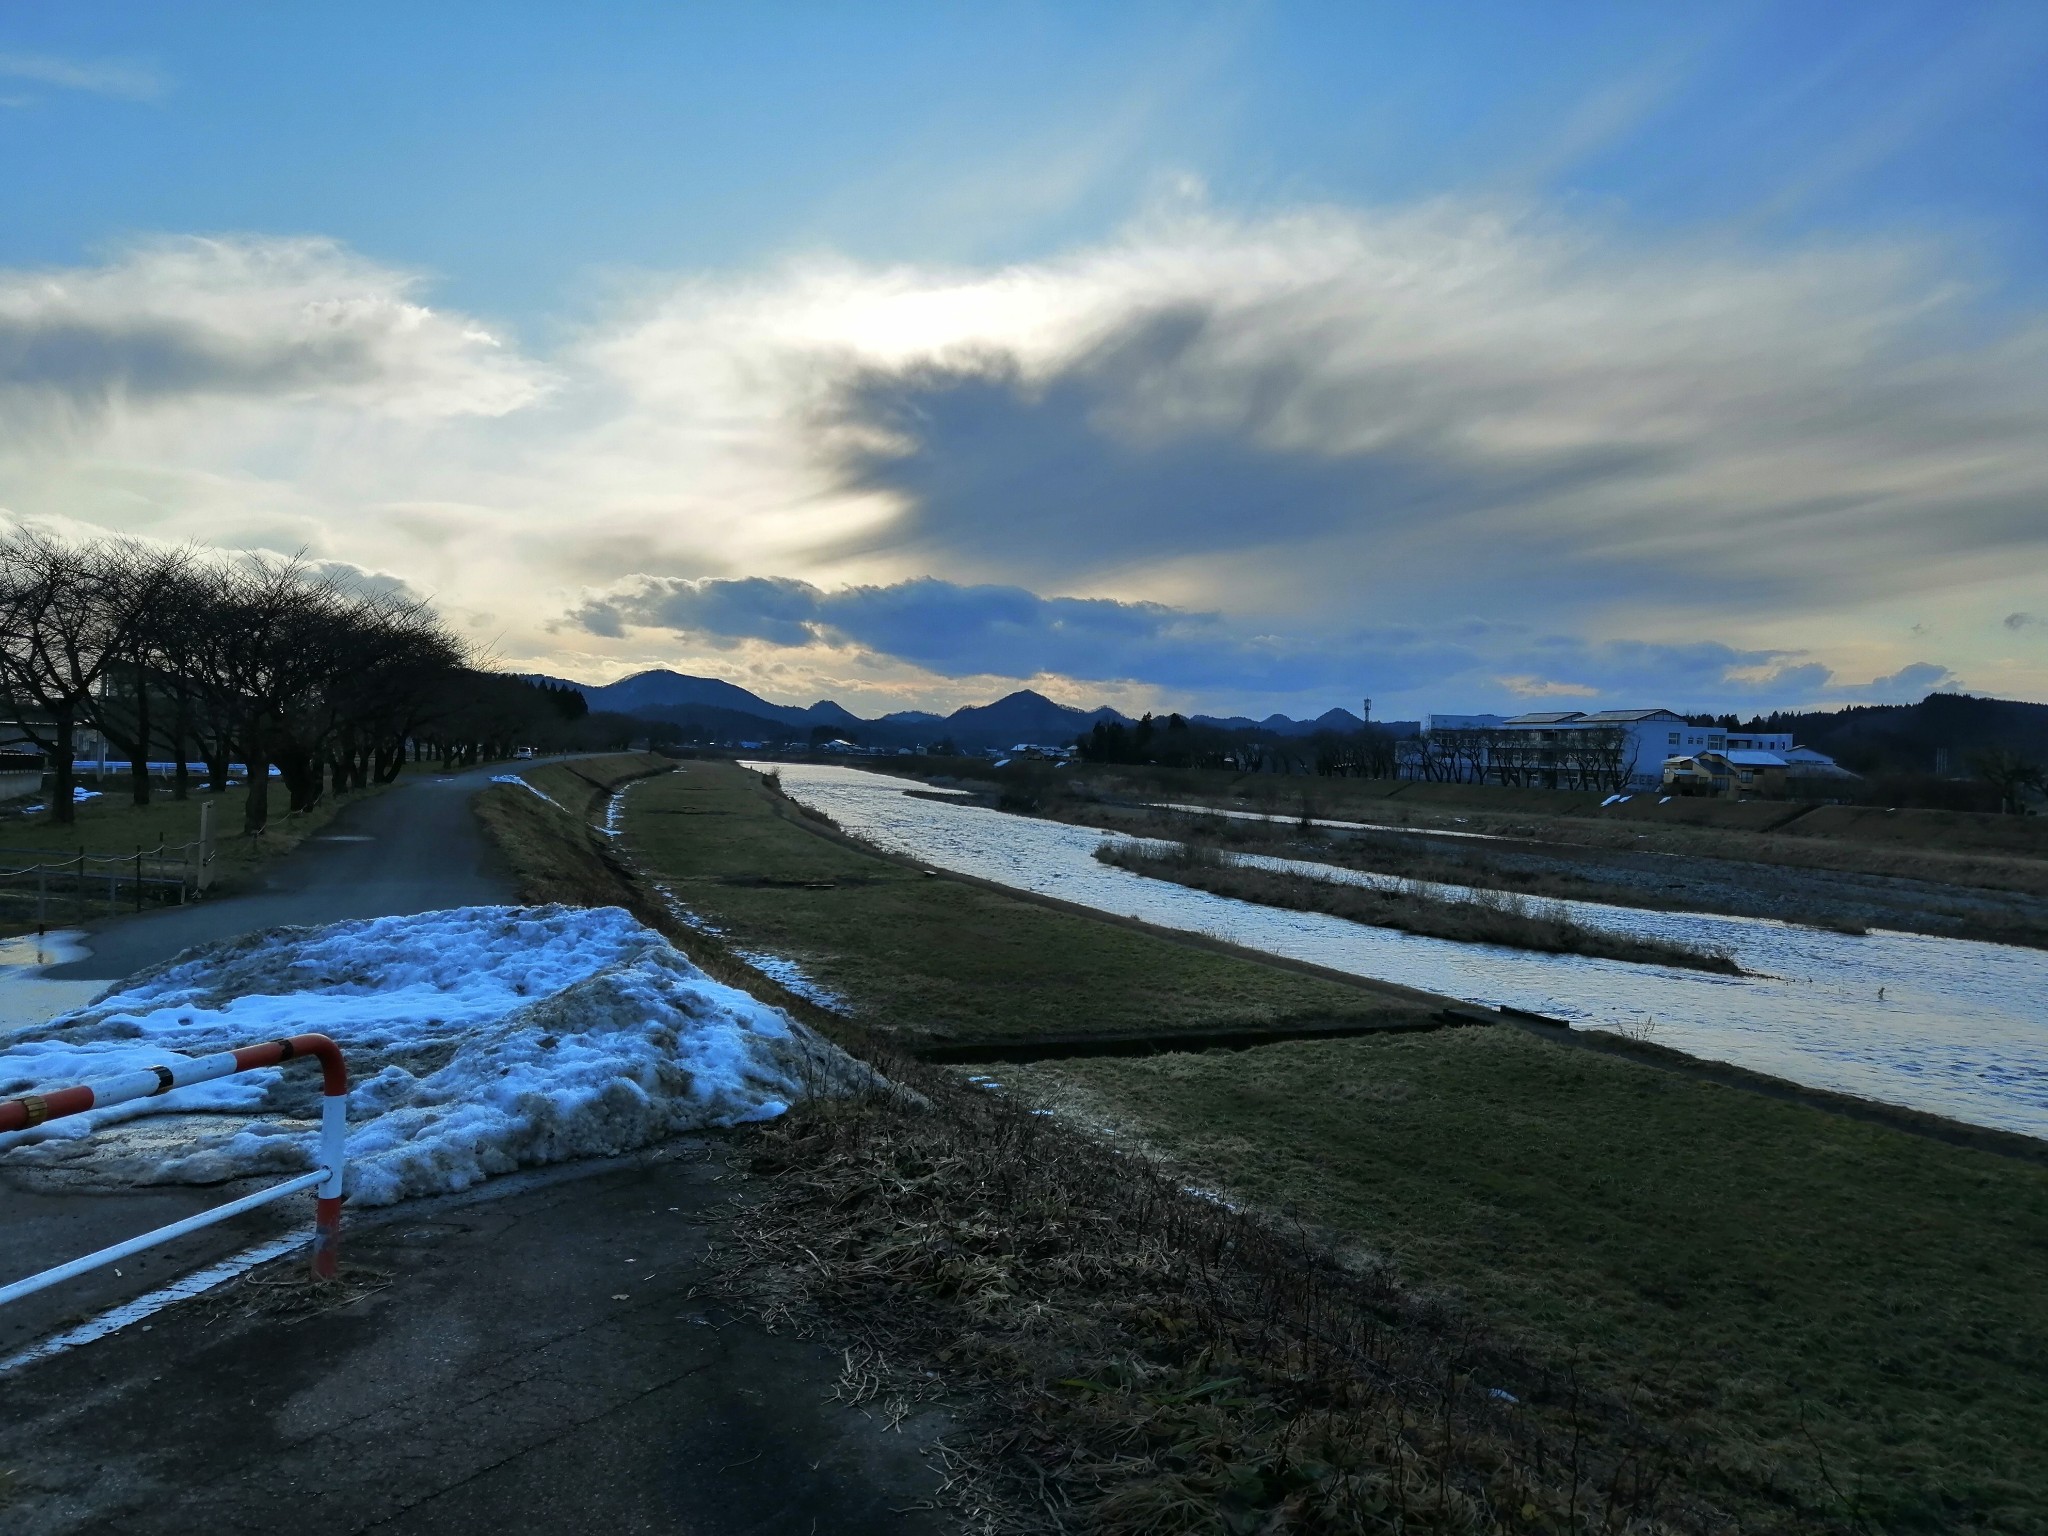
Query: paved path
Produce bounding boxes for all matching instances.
[45,759,547,984]
[2,759,960,1531]
[1,1140,956,1535]
[1,759,565,1349]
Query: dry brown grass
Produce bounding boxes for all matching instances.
[470,752,671,909]
[717,1079,1722,1535]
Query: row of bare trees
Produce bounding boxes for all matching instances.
[0,530,564,832]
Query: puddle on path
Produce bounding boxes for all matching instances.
[0,930,105,1039]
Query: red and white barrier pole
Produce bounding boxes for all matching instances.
[0,1032,350,1298]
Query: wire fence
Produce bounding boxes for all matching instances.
[0,798,219,929]
[0,840,211,927]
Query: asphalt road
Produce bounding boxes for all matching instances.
[1,1141,956,1535]
[2,759,560,1349]
[45,758,539,984]
[0,758,954,1532]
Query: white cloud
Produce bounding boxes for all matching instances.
[0,50,165,101]
[2,201,2046,713]
[0,236,549,426]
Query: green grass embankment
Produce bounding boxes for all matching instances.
[481,753,2048,1531]
[999,1031,2048,1535]
[470,752,673,909]
[615,760,1432,1048]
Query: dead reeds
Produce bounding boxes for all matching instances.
[713,1070,1720,1535]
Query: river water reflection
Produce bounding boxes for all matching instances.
[751,763,2048,1140]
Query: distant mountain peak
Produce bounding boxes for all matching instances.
[536,666,1386,748]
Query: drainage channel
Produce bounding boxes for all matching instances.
[916,1007,1497,1065]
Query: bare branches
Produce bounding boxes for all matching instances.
[1,535,481,829]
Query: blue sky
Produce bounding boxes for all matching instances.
[4,3,2047,718]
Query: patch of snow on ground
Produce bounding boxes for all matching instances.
[647,883,849,1014]
[729,951,850,1014]
[0,905,880,1204]
[599,785,632,838]
[491,773,569,813]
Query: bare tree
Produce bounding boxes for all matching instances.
[1968,748,2046,816]
[83,542,194,808]
[0,531,177,825]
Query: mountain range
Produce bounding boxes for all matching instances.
[528,669,1382,750]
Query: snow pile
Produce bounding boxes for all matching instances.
[0,905,881,1204]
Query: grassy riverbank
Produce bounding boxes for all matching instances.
[998,1033,2048,1534]
[869,755,2048,901]
[1096,838,1742,972]
[612,759,1431,1047]
[863,758,2048,947]
[475,755,2048,1532]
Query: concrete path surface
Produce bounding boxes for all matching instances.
[0,1138,957,1535]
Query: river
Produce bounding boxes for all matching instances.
[749,762,2048,1140]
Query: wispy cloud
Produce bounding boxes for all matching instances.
[0,50,166,102]
[1,199,2042,713]
[0,236,549,424]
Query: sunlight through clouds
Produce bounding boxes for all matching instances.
[4,199,2047,712]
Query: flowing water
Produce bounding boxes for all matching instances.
[750,763,2048,1140]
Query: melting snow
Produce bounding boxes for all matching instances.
[0,905,880,1205]
[491,774,569,813]
[648,882,850,1014]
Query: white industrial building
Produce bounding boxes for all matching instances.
[1416,708,1837,792]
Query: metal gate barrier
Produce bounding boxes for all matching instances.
[0,1032,349,1308]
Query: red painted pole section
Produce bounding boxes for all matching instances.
[0,1033,349,1281]
[230,1033,349,1098]
[312,1195,344,1280]
[0,1084,96,1134]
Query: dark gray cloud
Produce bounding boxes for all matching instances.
[1851,661,1960,702]
[664,206,2048,631]
[811,315,1662,581]
[570,572,1892,711]
[0,316,382,405]
[814,308,1667,584]
[574,573,1470,692]
[2006,612,2042,631]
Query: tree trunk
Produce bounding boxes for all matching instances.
[243,724,271,834]
[129,660,153,808]
[48,710,77,827]
[277,745,317,814]
[172,696,191,801]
